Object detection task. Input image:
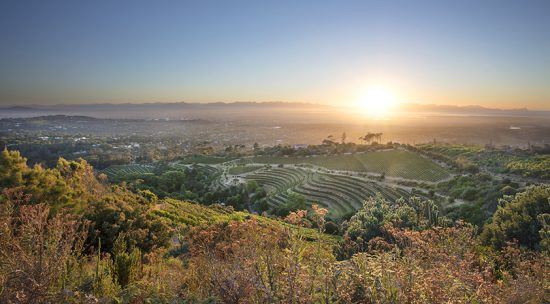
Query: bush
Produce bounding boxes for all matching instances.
[85,192,172,253]
[342,196,443,256]
[481,185,550,251]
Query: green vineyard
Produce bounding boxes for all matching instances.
[247,149,450,182]
[245,167,415,216]
[419,144,484,157]
[102,164,156,178]
[102,162,221,180]
[102,149,447,216]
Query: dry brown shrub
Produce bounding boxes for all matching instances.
[182,218,336,303]
[334,224,549,304]
[0,189,89,303]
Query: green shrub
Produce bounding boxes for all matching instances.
[111,233,141,288]
[481,185,550,251]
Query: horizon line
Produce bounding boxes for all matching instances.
[1,101,549,112]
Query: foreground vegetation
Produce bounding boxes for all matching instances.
[0,149,548,303]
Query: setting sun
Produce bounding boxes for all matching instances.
[356,87,399,118]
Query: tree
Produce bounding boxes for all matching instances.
[375,132,383,143]
[322,135,336,146]
[0,148,27,187]
[341,132,347,144]
[273,193,307,217]
[0,149,106,212]
[360,132,377,145]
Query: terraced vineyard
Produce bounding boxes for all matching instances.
[243,167,416,216]
[103,149,446,217]
[246,167,311,193]
[247,149,450,182]
[102,164,156,178]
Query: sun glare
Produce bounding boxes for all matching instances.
[356,87,398,119]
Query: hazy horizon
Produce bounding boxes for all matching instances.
[2,100,549,112]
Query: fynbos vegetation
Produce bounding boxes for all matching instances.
[0,149,548,303]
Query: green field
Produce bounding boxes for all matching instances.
[228,164,264,175]
[102,164,155,178]
[245,167,417,216]
[102,162,222,180]
[247,149,450,182]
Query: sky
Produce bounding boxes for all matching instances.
[1,0,549,109]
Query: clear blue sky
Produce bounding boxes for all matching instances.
[1,0,549,109]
